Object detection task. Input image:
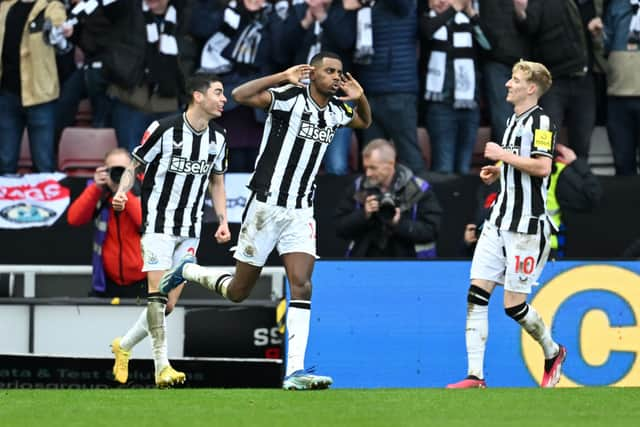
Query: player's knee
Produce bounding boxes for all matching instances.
[467,285,491,306]
[165,301,175,315]
[505,302,528,322]
[289,278,311,300]
[227,287,251,303]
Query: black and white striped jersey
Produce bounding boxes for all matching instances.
[488,105,556,234]
[132,113,228,238]
[248,84,354,208]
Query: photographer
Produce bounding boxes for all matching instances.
[334,138,442,258]
[67,148,147,298]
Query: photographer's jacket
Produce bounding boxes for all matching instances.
[334,164,442,258]
[67,183,145,287]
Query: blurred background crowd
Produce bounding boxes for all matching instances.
[2,0,639,178]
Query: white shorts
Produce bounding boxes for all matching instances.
[234,195,317,267]
[470,221,551,294]
[140,233,199,272]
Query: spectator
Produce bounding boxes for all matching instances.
[195,0,277,172]
[604,0,640,176]
[419,0,491,174]
[334,138,442,257]
[274,0,357,175]
[478,0,532,143]
[102,0,195,151]
[67,148,147,298]
[349,0,427,176]
[0,0,71,175]
[55,1,116,141]
[546,143,602,257]
[515,0,606,160]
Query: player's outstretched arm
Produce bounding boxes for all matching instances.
[209,173,230,244]
[112,158,141,211]
[232,64,314,110]
[338,72,371,129]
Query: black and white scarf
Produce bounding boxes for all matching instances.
[201,0,267,73]
[424,10,476,109]
[142,0,181,96]
[353,1,375,65]
[306,21,323,63]
[631,0,640,44]
[274,0,289,20]
[143,0,178,56]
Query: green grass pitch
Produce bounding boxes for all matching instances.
[2,388,639,426]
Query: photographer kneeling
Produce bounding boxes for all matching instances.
[334,139,443,258]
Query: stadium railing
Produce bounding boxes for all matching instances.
[0,265,287,300]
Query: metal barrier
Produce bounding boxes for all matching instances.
[0,265,286,299]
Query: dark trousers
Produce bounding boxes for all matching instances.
[482,60,513,142]
[55,65,113,139]
[540,73,596,159]
[607,96,640,176]
[0,91,56,174]
[362,93,426,175]
[111,99,173,152]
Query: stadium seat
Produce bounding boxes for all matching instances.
[18,131,33,174]
[58,127,117,177]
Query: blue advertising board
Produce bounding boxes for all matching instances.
[300,261,640,388]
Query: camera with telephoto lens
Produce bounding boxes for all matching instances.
[108,166,125,184]
[366,187,397,223]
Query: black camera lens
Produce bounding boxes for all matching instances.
[108,166,125,183]
[378,193,396,222]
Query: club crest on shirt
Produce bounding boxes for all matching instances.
[243,245,255,258]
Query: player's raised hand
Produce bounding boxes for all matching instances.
[214,222,231,244]
[337,72,364,102]
[283,64,314,87]
[112,191,128,211]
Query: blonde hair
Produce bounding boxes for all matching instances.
[512,60,553,95]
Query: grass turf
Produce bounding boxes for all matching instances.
[2,388,639,427]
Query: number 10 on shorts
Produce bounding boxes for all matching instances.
[515,255,536,274]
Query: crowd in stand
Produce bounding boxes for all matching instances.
[1,0,639,178]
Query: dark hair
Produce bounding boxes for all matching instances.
[309,51,342,67]
[186,72,223,102]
